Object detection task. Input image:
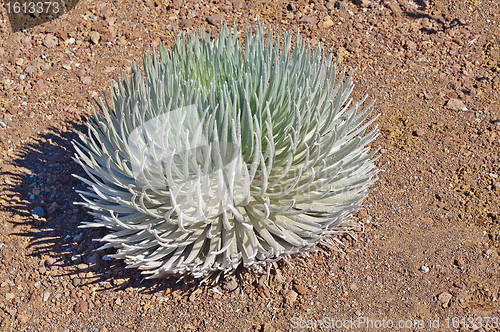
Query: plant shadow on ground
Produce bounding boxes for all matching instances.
[3,119,193,295]
[4,118,272,297]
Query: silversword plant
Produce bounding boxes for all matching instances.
[72,23,379,279]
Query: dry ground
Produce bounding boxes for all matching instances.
[0,0,500,331]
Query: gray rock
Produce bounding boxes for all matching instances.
[222,278,238,292]
[0,78,11,91]
[42,291,50,302]
[335,0,349,11]
[31,206,45,219]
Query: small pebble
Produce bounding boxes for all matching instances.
[43,292,50,302]
[31,206,44,218]
[438,292,452,308]
[298,15,318,25]
[423,91,433,99]
[285,289,298,305]
[454,258,465,267]
[87,253,100,271]
[354,0,369,7]
[419,265,430,273]
[0,121,6,128]
[413,128,425,137]
[486,249,496,256]
[222,278,238,292]
[43,34,58,48]
[294,284,309,295]
[25,65,37,73]
[404,40,417,51]
[335,0,348,11]
[207,13,224,26]
[45,257,56,266]
[73,232,84,243]
[446,98,467,111]
[47,202,58,215]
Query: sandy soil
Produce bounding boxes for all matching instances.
[0,0,500,331]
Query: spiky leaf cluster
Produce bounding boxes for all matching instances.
[72,23,379,279]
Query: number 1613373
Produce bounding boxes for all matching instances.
[4,1,60,15]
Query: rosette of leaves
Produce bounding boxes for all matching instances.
[72,23,379,279]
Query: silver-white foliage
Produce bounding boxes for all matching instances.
[72,23,379,279]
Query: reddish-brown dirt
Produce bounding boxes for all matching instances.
[0,0,500,331]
